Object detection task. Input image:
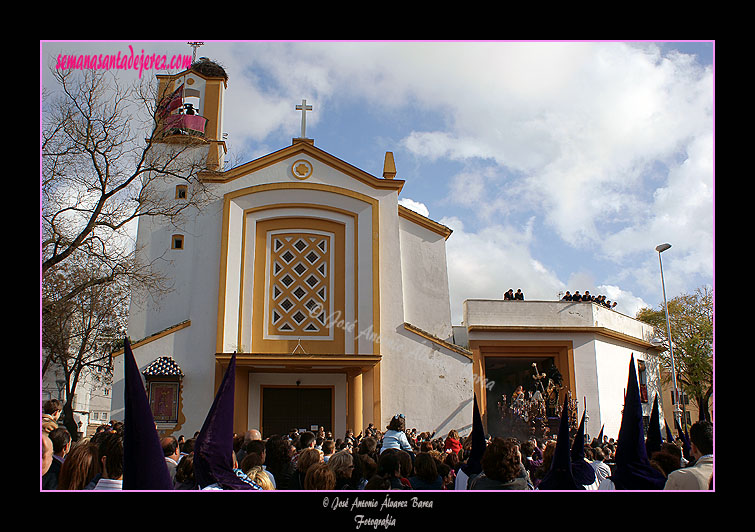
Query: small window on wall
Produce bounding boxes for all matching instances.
[175,185,188,200]
[172,234,184,250]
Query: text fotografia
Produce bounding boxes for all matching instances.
[56,46,192,78]
[354,515,397,530]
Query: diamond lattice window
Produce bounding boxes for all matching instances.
[268,233,330,336]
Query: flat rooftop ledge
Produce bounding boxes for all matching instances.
[462,299,657,345]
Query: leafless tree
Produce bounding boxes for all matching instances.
[42,255,129,439]
[42,65,216,313]
[42,64,219,436]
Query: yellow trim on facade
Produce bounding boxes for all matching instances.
[198,141,405,193]
[402,322,473,359]
[216,182,381,356]
[251,217,346,354]
[219,352,382,369]
[468,339,576,432]
[397,205,453,240]
[237,203,361,355]
[466,325,663,351]
[113,320,191,357]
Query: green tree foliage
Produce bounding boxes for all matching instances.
[636,286,713,421]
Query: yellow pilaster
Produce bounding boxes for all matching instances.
[348,370,363,435]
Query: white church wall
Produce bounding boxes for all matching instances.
[113,321,218,438]
[463,301,663,444]
[568,333,600,439]
[124,122,477,437]
[365,188,473,436]
[594,341,659,441]
[398,217,454,342]
[217,199,245,352]
[377,329,474,437]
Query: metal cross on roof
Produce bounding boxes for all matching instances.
[296,99,313,138]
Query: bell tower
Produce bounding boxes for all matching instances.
[154,57,228,171]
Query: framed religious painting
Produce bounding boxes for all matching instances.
[148,381,180,424]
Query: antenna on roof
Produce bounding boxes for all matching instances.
[187,42,204,63]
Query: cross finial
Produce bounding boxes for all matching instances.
[295,99,313,138]
[187,42,204,63]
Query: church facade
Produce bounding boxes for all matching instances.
[111,60,474,440]
[110,60,665,443]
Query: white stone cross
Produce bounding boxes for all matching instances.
[296,99,313,138]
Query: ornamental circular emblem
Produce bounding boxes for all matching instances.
[291,159,313,180]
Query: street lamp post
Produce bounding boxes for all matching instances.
[655,243,682,431]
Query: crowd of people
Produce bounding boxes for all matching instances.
[561,290,617,309]
[501,287,618,310]
[41,396,713,491]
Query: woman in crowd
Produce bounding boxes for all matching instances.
[57,441,101,490]
[173,453,198,490]
[531,439,556,488]
[375,449,410,490]
[290,447,323,489]
[443,429,463,456]
[469,437,531,490]
[438,462,454,490]
[304,461,336,490]
[408,452,444,490]
[328,449,356,489]
[245,466,275,490]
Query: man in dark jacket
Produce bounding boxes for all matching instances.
[42,427,72,489]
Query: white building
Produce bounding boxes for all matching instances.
[110,59,664,442]
[42,364,112,439]
[458,299,665,440]
[111,59,473,440]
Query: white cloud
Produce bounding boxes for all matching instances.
[212,40,712,318]
[62,41,709,312]
[597,284,651,318]
[441,216,565,323]
[398,198,429,218]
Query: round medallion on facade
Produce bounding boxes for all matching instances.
[292,159,313,180]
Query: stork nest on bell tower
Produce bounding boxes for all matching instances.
[190,57,228,81]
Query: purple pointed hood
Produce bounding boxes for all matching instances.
[193,353,256,490]
[122,337,174,490]
[571,410,596,485]
[461,393,486,477]
[609,355,666,490]
[538,394,583,490]
[665,421,674,443]
[645,394,662,457]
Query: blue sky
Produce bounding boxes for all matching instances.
[41,41,714,324]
